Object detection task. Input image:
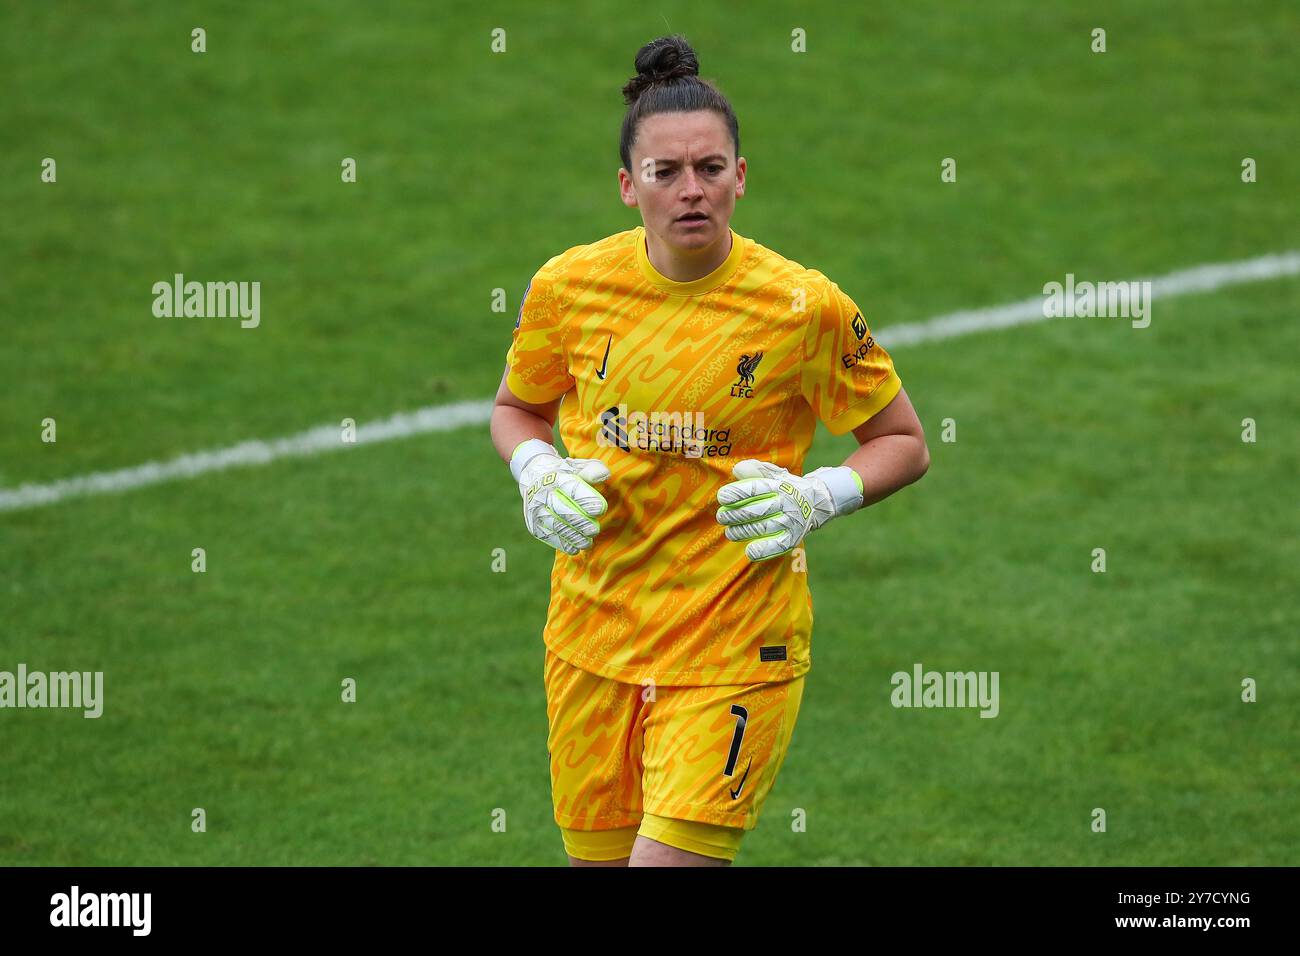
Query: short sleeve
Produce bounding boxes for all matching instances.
[800,276,902,435]
[504,265,576,404]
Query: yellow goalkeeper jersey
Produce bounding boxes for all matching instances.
[505,225,901,686]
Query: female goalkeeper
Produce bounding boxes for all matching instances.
[489,34,929,867]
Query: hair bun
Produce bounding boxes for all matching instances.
[622,35,699,105]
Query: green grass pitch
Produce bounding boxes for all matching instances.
[1,1,1296,865]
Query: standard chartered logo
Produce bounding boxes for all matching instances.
[596,405,732,458]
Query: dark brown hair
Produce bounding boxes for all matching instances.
[619,35,740,174]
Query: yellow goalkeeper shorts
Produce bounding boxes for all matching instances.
[544,645,805,862]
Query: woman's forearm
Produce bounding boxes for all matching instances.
[842,434,930,508]
[491,404,558,465]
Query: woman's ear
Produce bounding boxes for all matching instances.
[618,168,639,208]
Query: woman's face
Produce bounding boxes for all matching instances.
[619,110,746,253]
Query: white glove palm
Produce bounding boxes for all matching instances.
[511,440,610,556]
[715,459,862,561]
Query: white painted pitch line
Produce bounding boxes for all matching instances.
[3,250,1297,514]
[0,400,495,512]
[881,250,1300,347]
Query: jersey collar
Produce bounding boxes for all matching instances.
[635,225,746,296]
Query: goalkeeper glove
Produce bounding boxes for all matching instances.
[509,438,610,556]
[715,459,864,562]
